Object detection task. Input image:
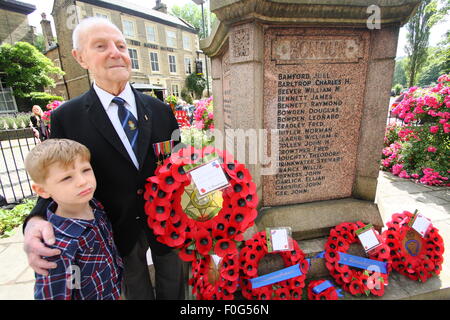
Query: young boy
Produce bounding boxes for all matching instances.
[24,139,123,300]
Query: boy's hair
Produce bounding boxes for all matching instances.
[25,139,91,183]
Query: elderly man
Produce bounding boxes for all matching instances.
[22,17,184,300]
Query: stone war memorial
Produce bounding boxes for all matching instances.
[202,0,419,239]
[199,0,433,291]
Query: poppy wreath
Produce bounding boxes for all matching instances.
[324,221,392,297]
[239,231,309,300]
[307,280,340,300]
[382,211,444,282]
[189,253,239,300]
[144,145,258,261]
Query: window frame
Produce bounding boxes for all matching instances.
[168,54,177,74]
[149,51,160,73]
[128,47,140,70]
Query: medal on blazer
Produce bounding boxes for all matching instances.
[153,140,174,166]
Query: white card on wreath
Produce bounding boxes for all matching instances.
[271,228,290,251]
[411,214,432,237]
[189,159,229,197]
[357,228,380,252]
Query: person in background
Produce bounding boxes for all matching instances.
[30,105,49,142]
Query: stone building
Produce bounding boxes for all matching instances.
[46,0,201,101]
[0,0,36,45]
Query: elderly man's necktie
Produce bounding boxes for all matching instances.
[112,97,138,156]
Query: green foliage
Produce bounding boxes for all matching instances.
[165,95,178,105]
[0,198,36,238]
[404,0,444,87]
[0,42,64,98]
[28,92,64,108]
[0,112,33,130]
[180,127,214,149]
[185,73,206,99]
[181,87,193,104]
[393,58,407,87]
[170,3,217,39]
[392,84,404,96]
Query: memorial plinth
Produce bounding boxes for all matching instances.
[201,0,420,239]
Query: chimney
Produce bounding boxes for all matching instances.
[153,0,167,14]
[40,12,54,50]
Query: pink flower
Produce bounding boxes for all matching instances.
[437,74,450,83]
[399,170,410,179]
[427,146,437,153]
[208,112,214,120]
[444,123,450,133]
[424,95,440,109]
[382,159,391,167]
[392,164,403,176]
[430,126,439,134]
[195,120,204,130]
[411,174,419,179]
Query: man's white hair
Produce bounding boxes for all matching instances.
[72,17,123,50]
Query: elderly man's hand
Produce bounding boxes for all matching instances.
[23,217,61,276]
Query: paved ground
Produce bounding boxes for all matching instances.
[0,170,448,300]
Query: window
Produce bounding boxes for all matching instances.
[128,48,139,69]
[146,25,157,43]
[183,34,191,50]
[172,84,179,97]
[184,57,192,74]
[123,19,135,38]
[150,52,159,72]
[168,55,177,73]
[95,13,109,20]
[166,30,177,48]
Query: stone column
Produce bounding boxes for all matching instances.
[201,0,420,240]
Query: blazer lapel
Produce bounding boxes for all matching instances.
[133,87,153,170]
[85,87,134,166]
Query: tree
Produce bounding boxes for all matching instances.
[170,2,217,39]
[393,57,408,87]
[185,73,206,99]
[0,42,64,98]
[404,0,448,87]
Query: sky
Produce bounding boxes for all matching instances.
[19,0,449,58]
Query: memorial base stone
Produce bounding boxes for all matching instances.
[256,198,383,240]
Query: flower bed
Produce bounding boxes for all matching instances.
[381,74,450,186]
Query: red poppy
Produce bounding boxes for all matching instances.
[158,170,181,193]
[148,217,167,236]
[150,198,171,222]
[195,229,213,255]
[256,287,272,300]
[214,239,237,257]
[290,287,303,300]
[171,162,189,183]
[274,287,291,300]
[349,279,365,295]
[324,250,340,264]
[160,223,185,247]
[179,243,196,262]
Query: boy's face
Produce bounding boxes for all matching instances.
[33,156,96,207]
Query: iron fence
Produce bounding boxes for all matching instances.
[0,127,38,205]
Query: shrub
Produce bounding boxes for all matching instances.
[381,74,450,186]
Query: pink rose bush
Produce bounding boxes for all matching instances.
[41,100,63,126]
[193,96,214,131]
[381,75,449,186]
